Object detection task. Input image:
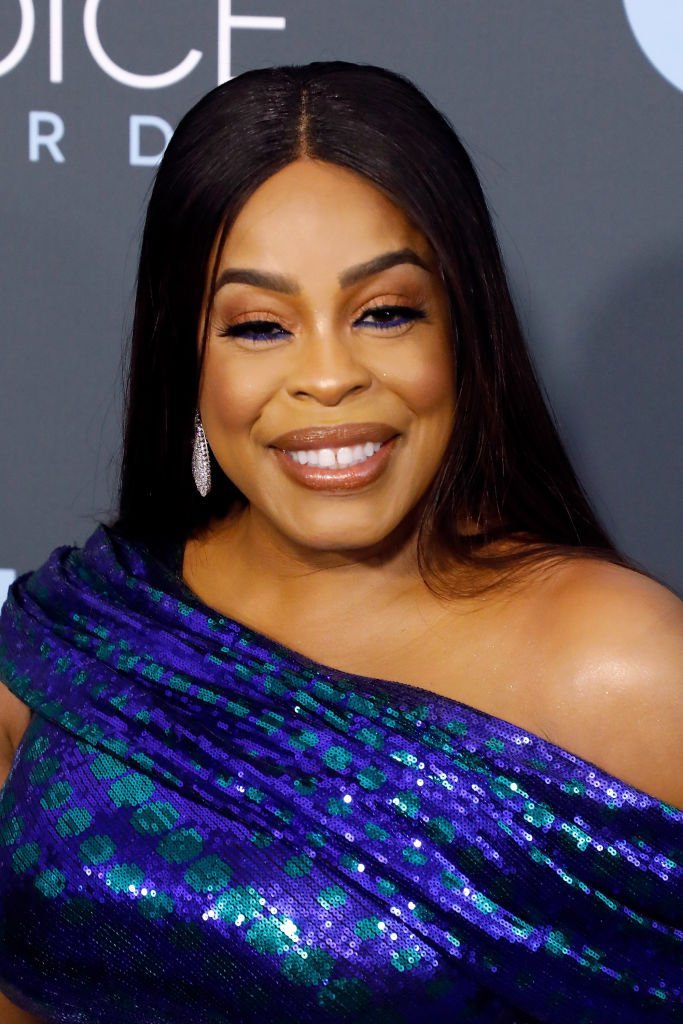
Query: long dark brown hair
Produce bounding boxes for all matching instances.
[116,61,632,594]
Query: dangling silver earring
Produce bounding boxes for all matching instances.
[192,411,211,497]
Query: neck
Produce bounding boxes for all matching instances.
[184,504,430,624]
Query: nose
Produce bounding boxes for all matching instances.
[286,332,373,407]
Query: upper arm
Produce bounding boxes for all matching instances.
[538,562,683,807]
[0,680,32,785]
[0,700,42,1024]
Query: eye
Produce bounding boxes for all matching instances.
[354,304,427,331]
[218,319,291,343]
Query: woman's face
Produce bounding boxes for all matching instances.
[199,158,455,555]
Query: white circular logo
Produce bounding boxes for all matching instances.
[623,0,683,93]
[0,569,16,609]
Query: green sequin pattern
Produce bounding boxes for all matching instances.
[0,527,680,1023]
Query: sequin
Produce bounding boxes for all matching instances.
[0,525,679,1023]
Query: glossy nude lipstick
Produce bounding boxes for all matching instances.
[268,422,399,492]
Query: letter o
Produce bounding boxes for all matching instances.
[0,0,35,78]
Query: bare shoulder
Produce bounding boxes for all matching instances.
[541,557,683,651]
[531,558,683,807]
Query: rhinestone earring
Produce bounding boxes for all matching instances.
[192,411,211,497]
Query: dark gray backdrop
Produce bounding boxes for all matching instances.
[1,0,681,603]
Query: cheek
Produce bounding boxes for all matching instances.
[200,351,272,438]
[386,340,455,417]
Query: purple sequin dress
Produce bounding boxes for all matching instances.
[0,526,681,1022]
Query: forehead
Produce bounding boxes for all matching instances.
[216,158,431,273]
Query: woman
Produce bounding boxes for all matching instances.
[0,62,680,1024]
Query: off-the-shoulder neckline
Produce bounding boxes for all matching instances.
[135,533,678,812]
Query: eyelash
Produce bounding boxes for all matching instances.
[218,304,427,343]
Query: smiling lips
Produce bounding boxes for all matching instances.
[269,422,399,491]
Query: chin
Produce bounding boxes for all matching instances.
[273,508,415,558]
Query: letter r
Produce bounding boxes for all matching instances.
[28,111,65,163]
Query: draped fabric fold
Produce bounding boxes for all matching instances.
[0,525,681,1023]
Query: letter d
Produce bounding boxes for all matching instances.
[129,115,173,167]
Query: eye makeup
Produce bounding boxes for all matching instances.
[215,303,429,345]
[353,303,427,331]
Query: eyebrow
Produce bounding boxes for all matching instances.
[213,247,432,295]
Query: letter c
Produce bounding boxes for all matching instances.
[83,0,202,89]
[0,0,35,78]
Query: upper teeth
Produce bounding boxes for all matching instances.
[285,442,382,468]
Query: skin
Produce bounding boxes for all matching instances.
[184,159,683,808]
[0,991,42,1024]
[198,159,455,562]
[0,161,682,1021]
